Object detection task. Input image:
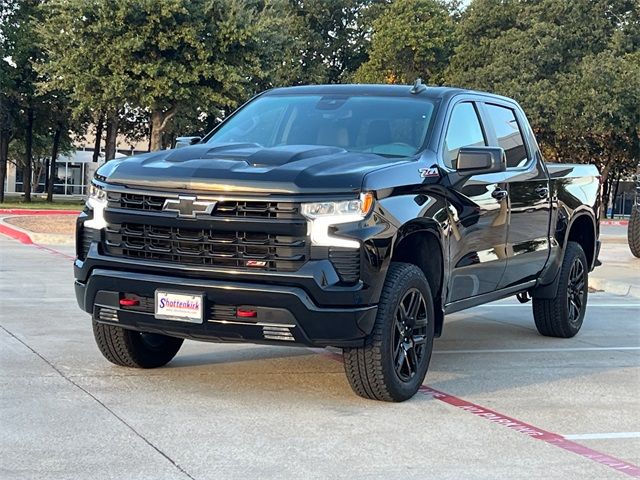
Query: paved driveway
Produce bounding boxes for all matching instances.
[1,236,639,479]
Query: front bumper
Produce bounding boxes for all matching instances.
[76,267,378,348]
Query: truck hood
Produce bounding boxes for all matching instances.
[98,143,409,194]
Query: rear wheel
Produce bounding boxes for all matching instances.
[93,320,183,368]
[628,206,640,258]
[343,263,435,402]
[532,241,588,338]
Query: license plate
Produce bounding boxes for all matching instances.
[155,290,204,323]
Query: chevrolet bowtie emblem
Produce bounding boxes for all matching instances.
[162,196,217,218]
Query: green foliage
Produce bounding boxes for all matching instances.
[288,0,385,83]
[2,0,638,206]
[446,0,639,183]
[354,0,456,84]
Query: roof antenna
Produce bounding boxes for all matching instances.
[410,78,427,94]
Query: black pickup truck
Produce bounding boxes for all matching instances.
[75,84,601,402]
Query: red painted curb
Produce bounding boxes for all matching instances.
[0,209,80,215]
[601,220,629,226]
[0,223,33,244]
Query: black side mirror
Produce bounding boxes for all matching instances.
[174,136,202,149]
[455,147,506,175]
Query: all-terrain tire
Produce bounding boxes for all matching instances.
[343,262,435,402]
[532,241,588,338]
[628,206,640,258]
[93,320,184,368]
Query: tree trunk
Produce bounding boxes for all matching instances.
[150,110,164,151]
[92,112,104,162]
[147,113,153,152]
[610,168,622,219]
[0,131,8,204]
[150,106,177,151]
[47,123,62,202]
[104,110,119,161]
[23,107,34,202]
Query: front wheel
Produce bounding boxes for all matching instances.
[343,263,435,402]
[532,241,588,338]
[93,320,184,368]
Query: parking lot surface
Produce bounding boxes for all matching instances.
[1,235,639,479]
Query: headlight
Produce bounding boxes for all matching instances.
[301,192,374,248]
[88,183,107,202]
[84,182,108,230]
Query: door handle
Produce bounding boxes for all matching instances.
[492,188,508,200]
[535,186,549,198]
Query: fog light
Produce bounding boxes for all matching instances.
[236,308,257,318]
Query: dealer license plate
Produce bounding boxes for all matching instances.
[155,290,204,323]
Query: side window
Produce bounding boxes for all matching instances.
[443,102,486,168]
[485,104,529,168]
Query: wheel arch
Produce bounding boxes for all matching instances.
[390,221,446,337]
[565,210,597,270]
[534,209,597,299]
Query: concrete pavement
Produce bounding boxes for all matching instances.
[1,235,639,479]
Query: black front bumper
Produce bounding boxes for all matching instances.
[76,267,378,348]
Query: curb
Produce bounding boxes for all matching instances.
[0,216,75,246]
[601,220,629,226]
[0,223,33,244]
[600,235,628,244]
[0,208,80,215]
[589,276,640,298]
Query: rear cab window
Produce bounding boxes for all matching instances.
[484,103,529,169]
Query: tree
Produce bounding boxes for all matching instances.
[39,0,305,152]
[446,0,640,210]
[353,0,456,84]
[288,0,385,84]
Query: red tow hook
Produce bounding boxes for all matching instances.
[119,298,140,307]
[236,308,257,318]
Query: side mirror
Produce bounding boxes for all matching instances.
[174,136,202,149]
[455,147,506,175]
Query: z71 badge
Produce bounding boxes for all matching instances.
[419,167,440,178]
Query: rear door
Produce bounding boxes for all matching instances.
[442,100,509,303]
[480,102,551,288]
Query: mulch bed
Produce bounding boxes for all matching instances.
[4,215,77,235]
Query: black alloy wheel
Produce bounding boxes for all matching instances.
[566,257,586,328]
[392,288,429,382]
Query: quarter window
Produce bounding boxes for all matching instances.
[443,102,486,168]
[485,104,529,168]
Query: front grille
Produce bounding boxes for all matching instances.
[104,223,308,272]
[329,248,361,283]
[117,193,164,211]
[108,192,302,220]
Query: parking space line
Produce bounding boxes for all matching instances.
[421,387,640,477]
[318,350,640,478]
[563,432,640,440]
[433,346,640,354]
[476,304,640,308]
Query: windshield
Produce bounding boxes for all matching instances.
[207,94,436,157]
